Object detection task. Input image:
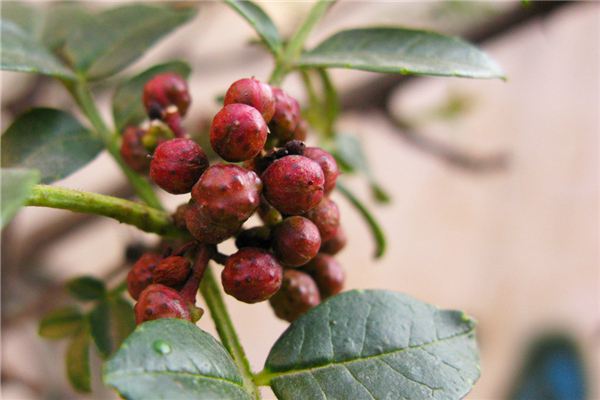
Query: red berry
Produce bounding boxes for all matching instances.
[303,147,339,194]
[273,216,321,267]
[262,155,325,215]
[269,88,301,143]
[152,256,191,287]
[143,73,191,117]
[304,198,340,242]
[120,126,150,174]
[320,227,347,255]
[210,104,268,162]
[191,164,261,224]
[134,284,191,324]
[293,119,308,141]
[150,138,209,194]
[269,269,320,322]
[303,254,344,299]
[127,252,162,300]
[224,78,275,123]
[221,248,283,303]
[185,201,240,244]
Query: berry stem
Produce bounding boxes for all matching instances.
[336,181,386,258]
[180,245,212,302]
[200,266,260,399]
[65,80,164,210]
[163,108,188,138]
[24,185,185,238]
[173,240,198,257]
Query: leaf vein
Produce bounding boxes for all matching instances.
[269,328,472,380]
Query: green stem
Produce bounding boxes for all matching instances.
[268,62,287,86]
[336,181,386,258]
[284,0,332,63]
[253,369,276,387]
[25,184,183,238]
[269,0,333,86]
[67,81,163,210]
[200,267,260,399]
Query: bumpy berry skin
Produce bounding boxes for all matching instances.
[303,254,344,299]
[150,138,209,194]
[293,119,308,141]
[221,248,283,303]
[269,88,301,143]
[143,73,191,117]
[304,198,340,242]
[269,269,320,322]
[134,284,191,324]
[320,227,347,255]
[210,104,268,162]
[224,78,275,123]
[303,147,339,194]
[273,216,321,267]
[185,202,240,244]
[153,256,191,287]
[127,253,162,300]
[262,155,325,215]
[120,126,150,174]
[191,164,261,224]
[235,226,272,249]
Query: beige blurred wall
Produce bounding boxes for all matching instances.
[2,2,598,399]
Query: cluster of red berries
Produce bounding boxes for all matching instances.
[122,73,347,323]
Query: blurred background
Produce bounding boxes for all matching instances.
[1,1,598,399]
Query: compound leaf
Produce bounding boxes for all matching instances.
[0,20,75,79]
[104,319,251,400]
[225,0,282,54]
[262,290,480,400]
[1,168,40,228]
[1,108,103,184]
[63,4,196,80]
[298,27,504,79]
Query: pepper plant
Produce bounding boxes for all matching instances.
[0,1,504,399]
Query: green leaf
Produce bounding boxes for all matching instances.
[112,61,191,132]
[63,4,197,80]
[298,27,504,79]
[66,326,92,393]
[0,20,76,80]
[0,2,93,50]
[1,108,103,184]
[104,319,251,400]
[39,307,84,339]
[0,2,42,35]
[67,276,106,301]
[41,3,94,51]
[224,0,282,55]
[260,290,480,400]
[1,168,40,228]
[89,301,112,358]
[109,297,136,348]
[336,182,386,258]
[334,134,391,204]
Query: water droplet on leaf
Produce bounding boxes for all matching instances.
[153,339,171,355]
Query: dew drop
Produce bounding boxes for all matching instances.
[153,339,172,355]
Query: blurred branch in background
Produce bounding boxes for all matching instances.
[340,1,570,173]
[341,1,570,111]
